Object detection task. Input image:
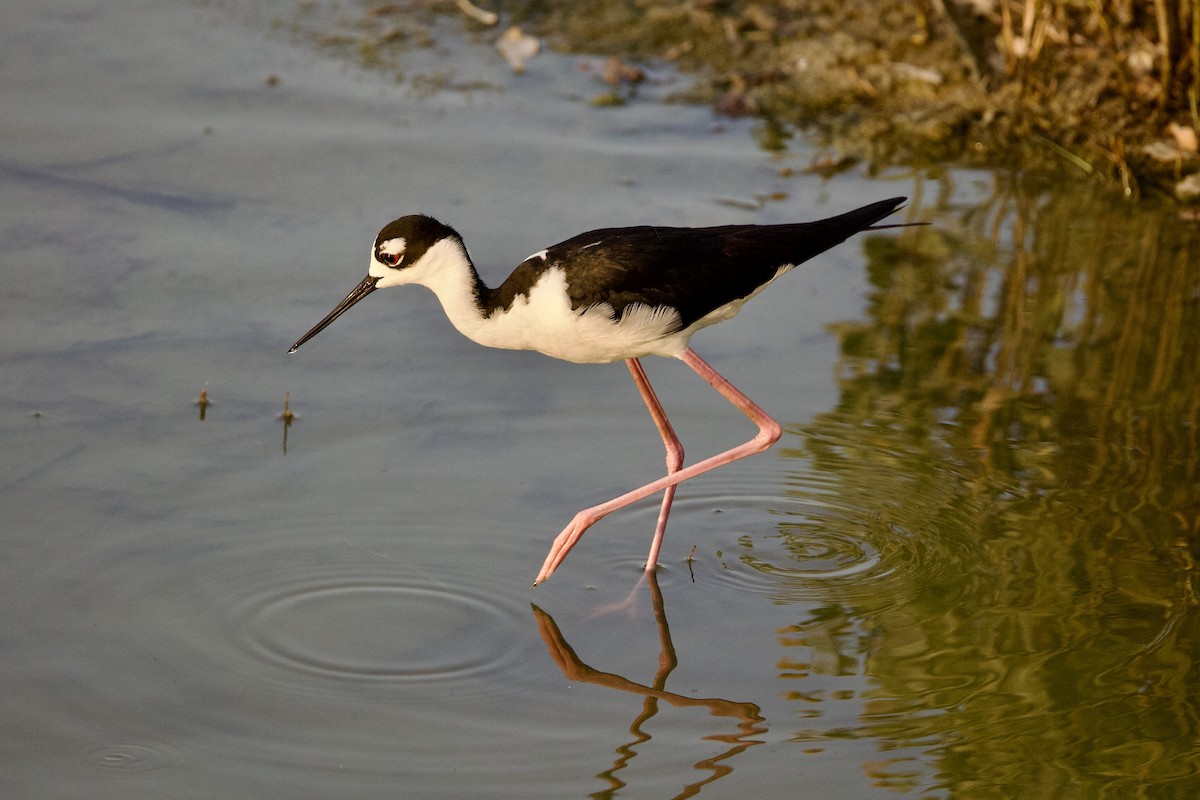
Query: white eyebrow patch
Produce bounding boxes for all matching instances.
[581,241,602,250]
[379,237,407,259]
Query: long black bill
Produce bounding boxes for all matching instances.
[288,274,380,353]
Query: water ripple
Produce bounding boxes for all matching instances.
[669,490,946,606]
[526,442,978,608]
[80,738,180,773]
[234,577,524,684]
[740,525,885,582]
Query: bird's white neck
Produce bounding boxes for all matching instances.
[373,236,499,346]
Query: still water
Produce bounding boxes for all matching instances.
[3,1,1198,797]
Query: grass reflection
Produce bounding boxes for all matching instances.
[778,176,1200,795]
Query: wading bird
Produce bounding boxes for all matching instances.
[290,197,911,584]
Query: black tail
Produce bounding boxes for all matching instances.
[832,196,909,229]
[730,196,913,269]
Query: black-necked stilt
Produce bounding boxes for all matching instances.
[290,197,913,584]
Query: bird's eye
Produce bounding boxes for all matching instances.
[378,252,401,266]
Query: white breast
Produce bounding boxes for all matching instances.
[460,268,690,363]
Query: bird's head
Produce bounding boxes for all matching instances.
[288,215,464,353]
[369,214,464,288]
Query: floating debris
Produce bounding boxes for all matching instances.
[366,3,399,16]
[714,74,753,118]
[455,0,498,26]
[1176,173,1200,203]
[1168,122,1199,154]
[600,56,645,87]
[196,388,210,421]
[589,91,624,107]
[713,197,759,211]
[495,26,539,74]
[712,192,789,212]
[803,153,861,178]
[280,392,295,455]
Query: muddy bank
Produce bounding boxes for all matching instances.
[280,0,1200,202]
[515,0,1200,201]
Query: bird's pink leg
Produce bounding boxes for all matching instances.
[534,348,782,585]
[626,358,683,573]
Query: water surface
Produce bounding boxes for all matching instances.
[3,2,1199,798]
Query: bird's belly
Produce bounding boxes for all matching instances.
[460,270,690,363]
[480,300,689,363]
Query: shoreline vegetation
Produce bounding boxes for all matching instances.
[288,0,1200,202]
[511,0,1200,202]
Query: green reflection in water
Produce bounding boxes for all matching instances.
[776,176,1200,796]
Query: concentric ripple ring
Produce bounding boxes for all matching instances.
[237,580,520,683]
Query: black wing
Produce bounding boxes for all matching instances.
[553,197,906,328]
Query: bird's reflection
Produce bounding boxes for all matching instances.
[532,573,767,799]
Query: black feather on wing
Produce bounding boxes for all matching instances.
[558,197,906,328]
[487,197,906,327]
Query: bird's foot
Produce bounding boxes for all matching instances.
[533,510,598,586]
